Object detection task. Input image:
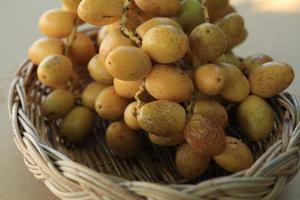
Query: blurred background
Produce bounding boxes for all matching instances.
[0,0,299,199]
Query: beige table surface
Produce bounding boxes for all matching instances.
[0,0,300,199]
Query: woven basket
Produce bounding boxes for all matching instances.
[8,28,300,200]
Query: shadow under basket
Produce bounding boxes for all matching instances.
[9,29,300,200]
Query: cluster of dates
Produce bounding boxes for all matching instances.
[28,0,294,179]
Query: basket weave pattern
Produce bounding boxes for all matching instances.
[8,30,300,200]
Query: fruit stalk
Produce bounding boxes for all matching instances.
[201,0,210,22]
[121,0,142,46]
[64,17,81,55]
[135,81,146,109]
[185,91,202,121]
